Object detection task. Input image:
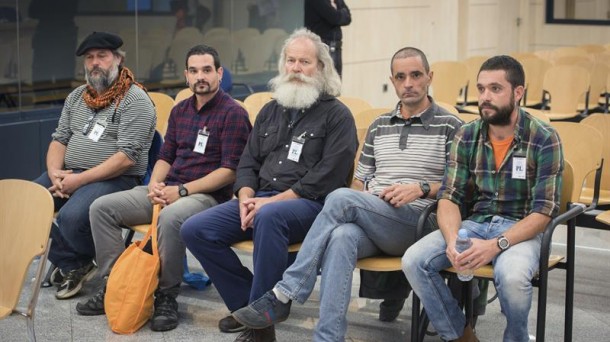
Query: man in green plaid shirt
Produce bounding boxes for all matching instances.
[404,55,563,342]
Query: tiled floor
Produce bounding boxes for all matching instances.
[2,225,609,341]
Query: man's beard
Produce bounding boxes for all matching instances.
[190,79,217,95]
[85,63,119,94]
[479,95,515,126]
[270,72,324,109]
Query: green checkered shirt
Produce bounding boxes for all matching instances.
[439,109,564,222]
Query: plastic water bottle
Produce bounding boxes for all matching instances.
[455,229,473,281]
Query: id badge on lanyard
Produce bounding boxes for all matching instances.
[88,119,106,142]
[288,131,307,162]
[512,149,526,180]
[194,126,209,154]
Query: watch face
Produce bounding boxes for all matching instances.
[498,237,509,249]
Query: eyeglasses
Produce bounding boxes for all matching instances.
[82,115,95,135]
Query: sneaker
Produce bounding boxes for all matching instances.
[49,267,64,287]
[233,326,276,342]
[151,290,179,331]
[55,262,97,299]
[219,315,247,333]
[379,298,406,322]
[232,291,291,329]
[76,285,106,315]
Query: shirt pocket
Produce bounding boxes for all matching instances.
[258,125,279,156]
[299,126,328,164]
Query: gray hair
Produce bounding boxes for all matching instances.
[276,28,342,96]
[112,49,126,66]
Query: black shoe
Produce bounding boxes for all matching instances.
[76,285,106,315]
[234,326,276,342]
[55,261,97,299]
[379,298,406,322]
[151,289,179,331]
[219,315,247,333]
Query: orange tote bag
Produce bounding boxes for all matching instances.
[105,204,161,334]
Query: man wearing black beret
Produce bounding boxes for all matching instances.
[34,31,156,300]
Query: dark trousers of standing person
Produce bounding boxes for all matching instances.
[324,39,343,77]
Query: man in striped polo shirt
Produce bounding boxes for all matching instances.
[34,31,156,300]
[233,47,463,341]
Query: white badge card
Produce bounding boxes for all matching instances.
[88,120,106,142]
[512,152,526,180]
[194,127,209,154]
[288,133,306,162]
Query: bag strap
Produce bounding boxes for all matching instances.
[139,204,160,256]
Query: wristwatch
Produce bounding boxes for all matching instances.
[178,184,189,197]
[497,235,510,251]
[419,181,431,199]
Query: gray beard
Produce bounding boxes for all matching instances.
[85,64,119,94]
[273,82,321,109]
[270,72,324,109]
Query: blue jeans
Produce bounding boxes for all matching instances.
[34,171,139,271]
[403,216,542,342]
[274,188,436,342]
[181,191,323,311]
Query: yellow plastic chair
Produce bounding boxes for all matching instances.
[520,56,551,107]
[338,96,372,116]
[430,61,468,106]
[579,114,610,205]
[540,65,590,120]
[244,92,274,122]
[462,56,489,104]
[148,92,175,137]
[0,179,54,342]
[436,101,459,115]
[174,88,194,104]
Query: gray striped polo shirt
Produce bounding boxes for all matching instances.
[354,100,463,210]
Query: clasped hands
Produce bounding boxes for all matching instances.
[239,197,274,231]
[48,169,84,198]
[147,182,180,206]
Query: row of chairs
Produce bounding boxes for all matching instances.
[431,45,610,121]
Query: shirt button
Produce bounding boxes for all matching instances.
[491,170,496,174]
[273,177,277,181]
[285,144,289,148]
[279,161,282,164]
[265,133,268,136]
[495,192,499,196]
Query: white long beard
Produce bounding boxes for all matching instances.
[271,73,323,109]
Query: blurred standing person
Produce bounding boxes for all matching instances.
[305,0,351,77]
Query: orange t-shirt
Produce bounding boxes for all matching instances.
[489,135,514,171]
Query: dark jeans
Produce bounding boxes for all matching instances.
[181,190,323,311]
[34,171,139,271]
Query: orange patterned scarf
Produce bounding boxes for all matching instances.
[83,66,146,116]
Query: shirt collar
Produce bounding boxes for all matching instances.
[187,88,225,113]
[390,96,436,129]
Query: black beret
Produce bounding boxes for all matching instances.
[75,31,123,56]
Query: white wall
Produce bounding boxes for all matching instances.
[340,0,609,107]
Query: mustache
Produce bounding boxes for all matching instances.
[195,80,210,86]
[480,102,498,110]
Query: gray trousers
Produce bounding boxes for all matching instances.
[89,185,217,290]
